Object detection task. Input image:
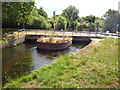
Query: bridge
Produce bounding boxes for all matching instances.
[2,29,119,48]
[22,29,119,41]
[3,29,119,37]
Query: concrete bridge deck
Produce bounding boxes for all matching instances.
[24,30,117,37]
[23,30,118,41]
[4,29,118,41]
[2,29,118,48]
[4,29,119,38]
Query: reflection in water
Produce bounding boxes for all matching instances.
[2,42,88,85]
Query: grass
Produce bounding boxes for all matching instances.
[0,40,4,43]
[3,37,118,88]
[24,56,32,59]
[14,56,33,67]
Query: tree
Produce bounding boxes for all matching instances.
[83,15,95,23]
[2,2,35,28]
[103,9,117,19]
[103,9,118,33]
[118,12,120,32]
[62,5,79,21]
[56,15,67,30]
[62,5,79,30]
[37,7,48,19]
[77,17,82,22]
[95,18,105,28]
[47,17,54,29]
[28,9,51,29]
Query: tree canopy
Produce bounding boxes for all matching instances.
[82,15,96,23]
[103,9,118,19]
[62,5,79,29]
[2,2,35,28]
[28,8,51,29]
[2,2,51,29]
[103,9,119,33]
[62,5,79,21]
[2,2,119,32]
[37,7,48,19]
[56,15,67,30]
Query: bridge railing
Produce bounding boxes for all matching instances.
[19,29,120,37]
[25,29,118,37]
[2,29,26,42]
[2,29,119,42]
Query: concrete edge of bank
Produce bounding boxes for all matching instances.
[75,38,101,56]
[0,35,25,48]
[0,35,102,48]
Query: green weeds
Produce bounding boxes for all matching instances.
[24,56,32,59]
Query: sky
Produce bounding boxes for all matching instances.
[35,0,120,17]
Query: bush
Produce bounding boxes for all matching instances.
[76,23,81,31]
[26,8,51,29]
[91,23,95,31]
[83,22,88,29]
[29,15,47,29]
[56,15,67,30]
[76,21,95,31]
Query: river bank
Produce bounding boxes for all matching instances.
[3,37,118,88]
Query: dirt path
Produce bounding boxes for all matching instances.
[75,38,101,56]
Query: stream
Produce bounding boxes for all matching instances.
[2,41,89,85]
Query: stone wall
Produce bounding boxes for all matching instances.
[72,36,91,42]
[1,35,25,48]
[0,35,101,48]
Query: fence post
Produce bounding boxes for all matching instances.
[12,32,13,39]
[18,31,19,37]
[35,29,36,35]
[26,29,27,35]
[96,31,97,37]
[22,29,23,35]
[4,33,7,41]
[45,30,46,36]
[72,31,73,37]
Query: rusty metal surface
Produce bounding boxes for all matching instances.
[37,40,72,50]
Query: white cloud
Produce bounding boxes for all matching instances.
[35,0,119,17]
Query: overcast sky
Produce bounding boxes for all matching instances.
[35,0,120,17]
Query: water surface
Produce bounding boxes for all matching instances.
[2,42,88,84]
